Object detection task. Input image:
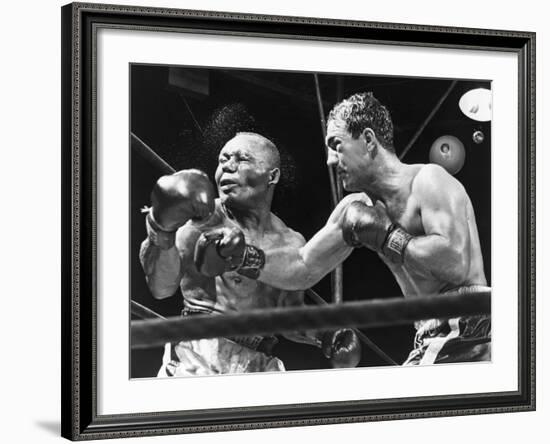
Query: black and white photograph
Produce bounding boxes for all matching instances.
[129,64,492,378]
[57,2,537,440]
[2,0,547,442]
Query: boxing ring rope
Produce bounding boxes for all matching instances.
[399,80,457,160]
[131,290,397,364]
[131,288,491,349]
[313,74,342,206]
[131,132,176,175]
[305,288,396,365]
[313,74,344,305]
[131,300,166,320]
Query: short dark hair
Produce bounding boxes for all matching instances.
[328,92,395,152]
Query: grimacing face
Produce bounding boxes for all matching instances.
[214,135,276,209]
[325,118,369,192]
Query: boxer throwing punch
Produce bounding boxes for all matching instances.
[140,132,360,376]
[207,93,490,366]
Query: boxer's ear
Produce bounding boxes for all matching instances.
[362,128,375,146]
[362,128,377,156]
[268,168,280,186]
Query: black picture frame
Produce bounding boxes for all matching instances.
[61,2,536,440]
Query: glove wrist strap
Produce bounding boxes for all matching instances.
[146,212,176,250]
[382,224,413,263]
[237,245,265,280]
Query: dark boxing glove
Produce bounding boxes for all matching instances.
[322,329,361,368]
[146,169,215,249]
[194,227,265,279]
[341,201,413,263]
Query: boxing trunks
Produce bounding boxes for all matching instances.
[157,338,284,377]
[157,308,284,377]
[402,285,491,366]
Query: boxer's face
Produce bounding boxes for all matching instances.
[215,135,275,209]
[326,118,369,191]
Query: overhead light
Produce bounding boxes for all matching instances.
[459,88,492,122]
[429,135,465,175]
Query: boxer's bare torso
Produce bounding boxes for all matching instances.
[371,163,486,297]
[259,164,486,297]
[177,200,306,313]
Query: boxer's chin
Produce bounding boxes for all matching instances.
[341,176,355,192]
[219,192,235,204]
[218,190,232,205]
[220,190,245,209]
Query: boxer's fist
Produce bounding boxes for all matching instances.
[151,169,215,232]
[322,329,361,368]
[341,200,413,263]
[193,227,246,277]
[341,201,391,251]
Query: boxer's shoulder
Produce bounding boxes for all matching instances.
[412,163,453,188]
[281,226,306,248]
[411,163,465,202]
[269,213,306,247]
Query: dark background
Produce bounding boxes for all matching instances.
[130,64,491,377]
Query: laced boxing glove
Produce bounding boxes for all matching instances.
[321,329,362,368]
[341,200,413,263]
[146,169,215,250]
[194,227,265,279]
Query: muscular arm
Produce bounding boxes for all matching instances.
[403,165,471,285]
[140,222,214,299]
[139,239,183,300]
[259,193,371,291]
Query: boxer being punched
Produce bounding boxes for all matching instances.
[140,132,360,376]
[209,94,491,366]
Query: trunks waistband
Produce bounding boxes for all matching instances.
[181,307,278,354]
[414,285,491,332]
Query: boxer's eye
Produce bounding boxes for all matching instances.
[327,136,341,152]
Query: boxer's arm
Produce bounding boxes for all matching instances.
[403,165,471,285]
[140,238,183,299]
[140,223,213,299]
[140,169,215,299]
[259,194,370,290]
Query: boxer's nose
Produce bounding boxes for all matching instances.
[222,157,238,173]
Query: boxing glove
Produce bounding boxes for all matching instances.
[194,227,265,279]
[146,169,215,249]
[322,329,362,368]
[341,201,413,263]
